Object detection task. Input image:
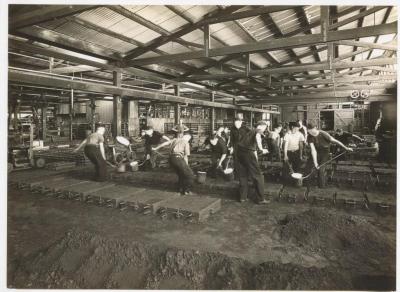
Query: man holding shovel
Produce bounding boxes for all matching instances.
[283,122,305,185]
[307,122,353,188]
[142,126,170,169]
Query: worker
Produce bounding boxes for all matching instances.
[142,126,170,169]
[227,117,249,179]
[236,120,270,204]
[73,126,107,182]
[307,122,353,188]
[267,123,282,161]
[283,122,305,183]
[298,120,308,143]
[208,134,228,178]
[375,117,396,163]
[172,122,189,133]
[333,128,363,159]
[153,130,194,195]
[334,128,363,145]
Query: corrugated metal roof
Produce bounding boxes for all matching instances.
[9,4,398,95]
[270,9,302,35]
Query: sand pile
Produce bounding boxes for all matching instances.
[278,209,395,263]
[9,229,352,290]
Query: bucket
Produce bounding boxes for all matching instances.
[117,163,126,173]
[223,168,234,181]
[197,171,207,184]
[130,161,139,172]
[291,173,303,187]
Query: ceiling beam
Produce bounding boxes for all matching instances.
[242,83,396,96]
[8,38,240,99]
[13,25,122,60]
[119,5,243,60]
[40,65,99,74]
[205,5,297,24]
[240,90,390,102]
[238,94,395,105]
[268,74,396,87]
[329,6,387,30]
[282,6,364,38]
[65,16,210,75]
[363,7,394,75]
[9,69,279,114]
[9,5,95,30]
[183,57,397,81]
[128,22,397,65]
[336,39,397,51]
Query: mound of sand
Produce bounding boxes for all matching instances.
[278,209,395,260]
[9,229,351,290]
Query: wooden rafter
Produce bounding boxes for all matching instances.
[182,57,397,81]
[127,22,397,66]
[362,6,394,76]
[118,5,243,60]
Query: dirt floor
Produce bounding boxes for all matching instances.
[7,175,396,290]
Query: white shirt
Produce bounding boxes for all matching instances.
[284,131,305,151]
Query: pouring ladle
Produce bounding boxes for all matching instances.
[291,151,348,184]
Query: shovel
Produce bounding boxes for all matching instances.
[291,151,348,186]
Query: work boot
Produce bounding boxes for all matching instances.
[258,199,271,205]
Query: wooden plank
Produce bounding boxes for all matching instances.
[320,6,330,41]
[8,69,279,113]
[127,22,397,65]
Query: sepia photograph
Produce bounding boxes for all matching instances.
[4,1,398,290]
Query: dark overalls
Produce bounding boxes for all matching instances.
[169,139,194,193]
[84,144,107,182]
[210,137,228,178]
[307,131,332,188]
[236,130,266,202]
[229,126,249,180]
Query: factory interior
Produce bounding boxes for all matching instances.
[6,4,398,290]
